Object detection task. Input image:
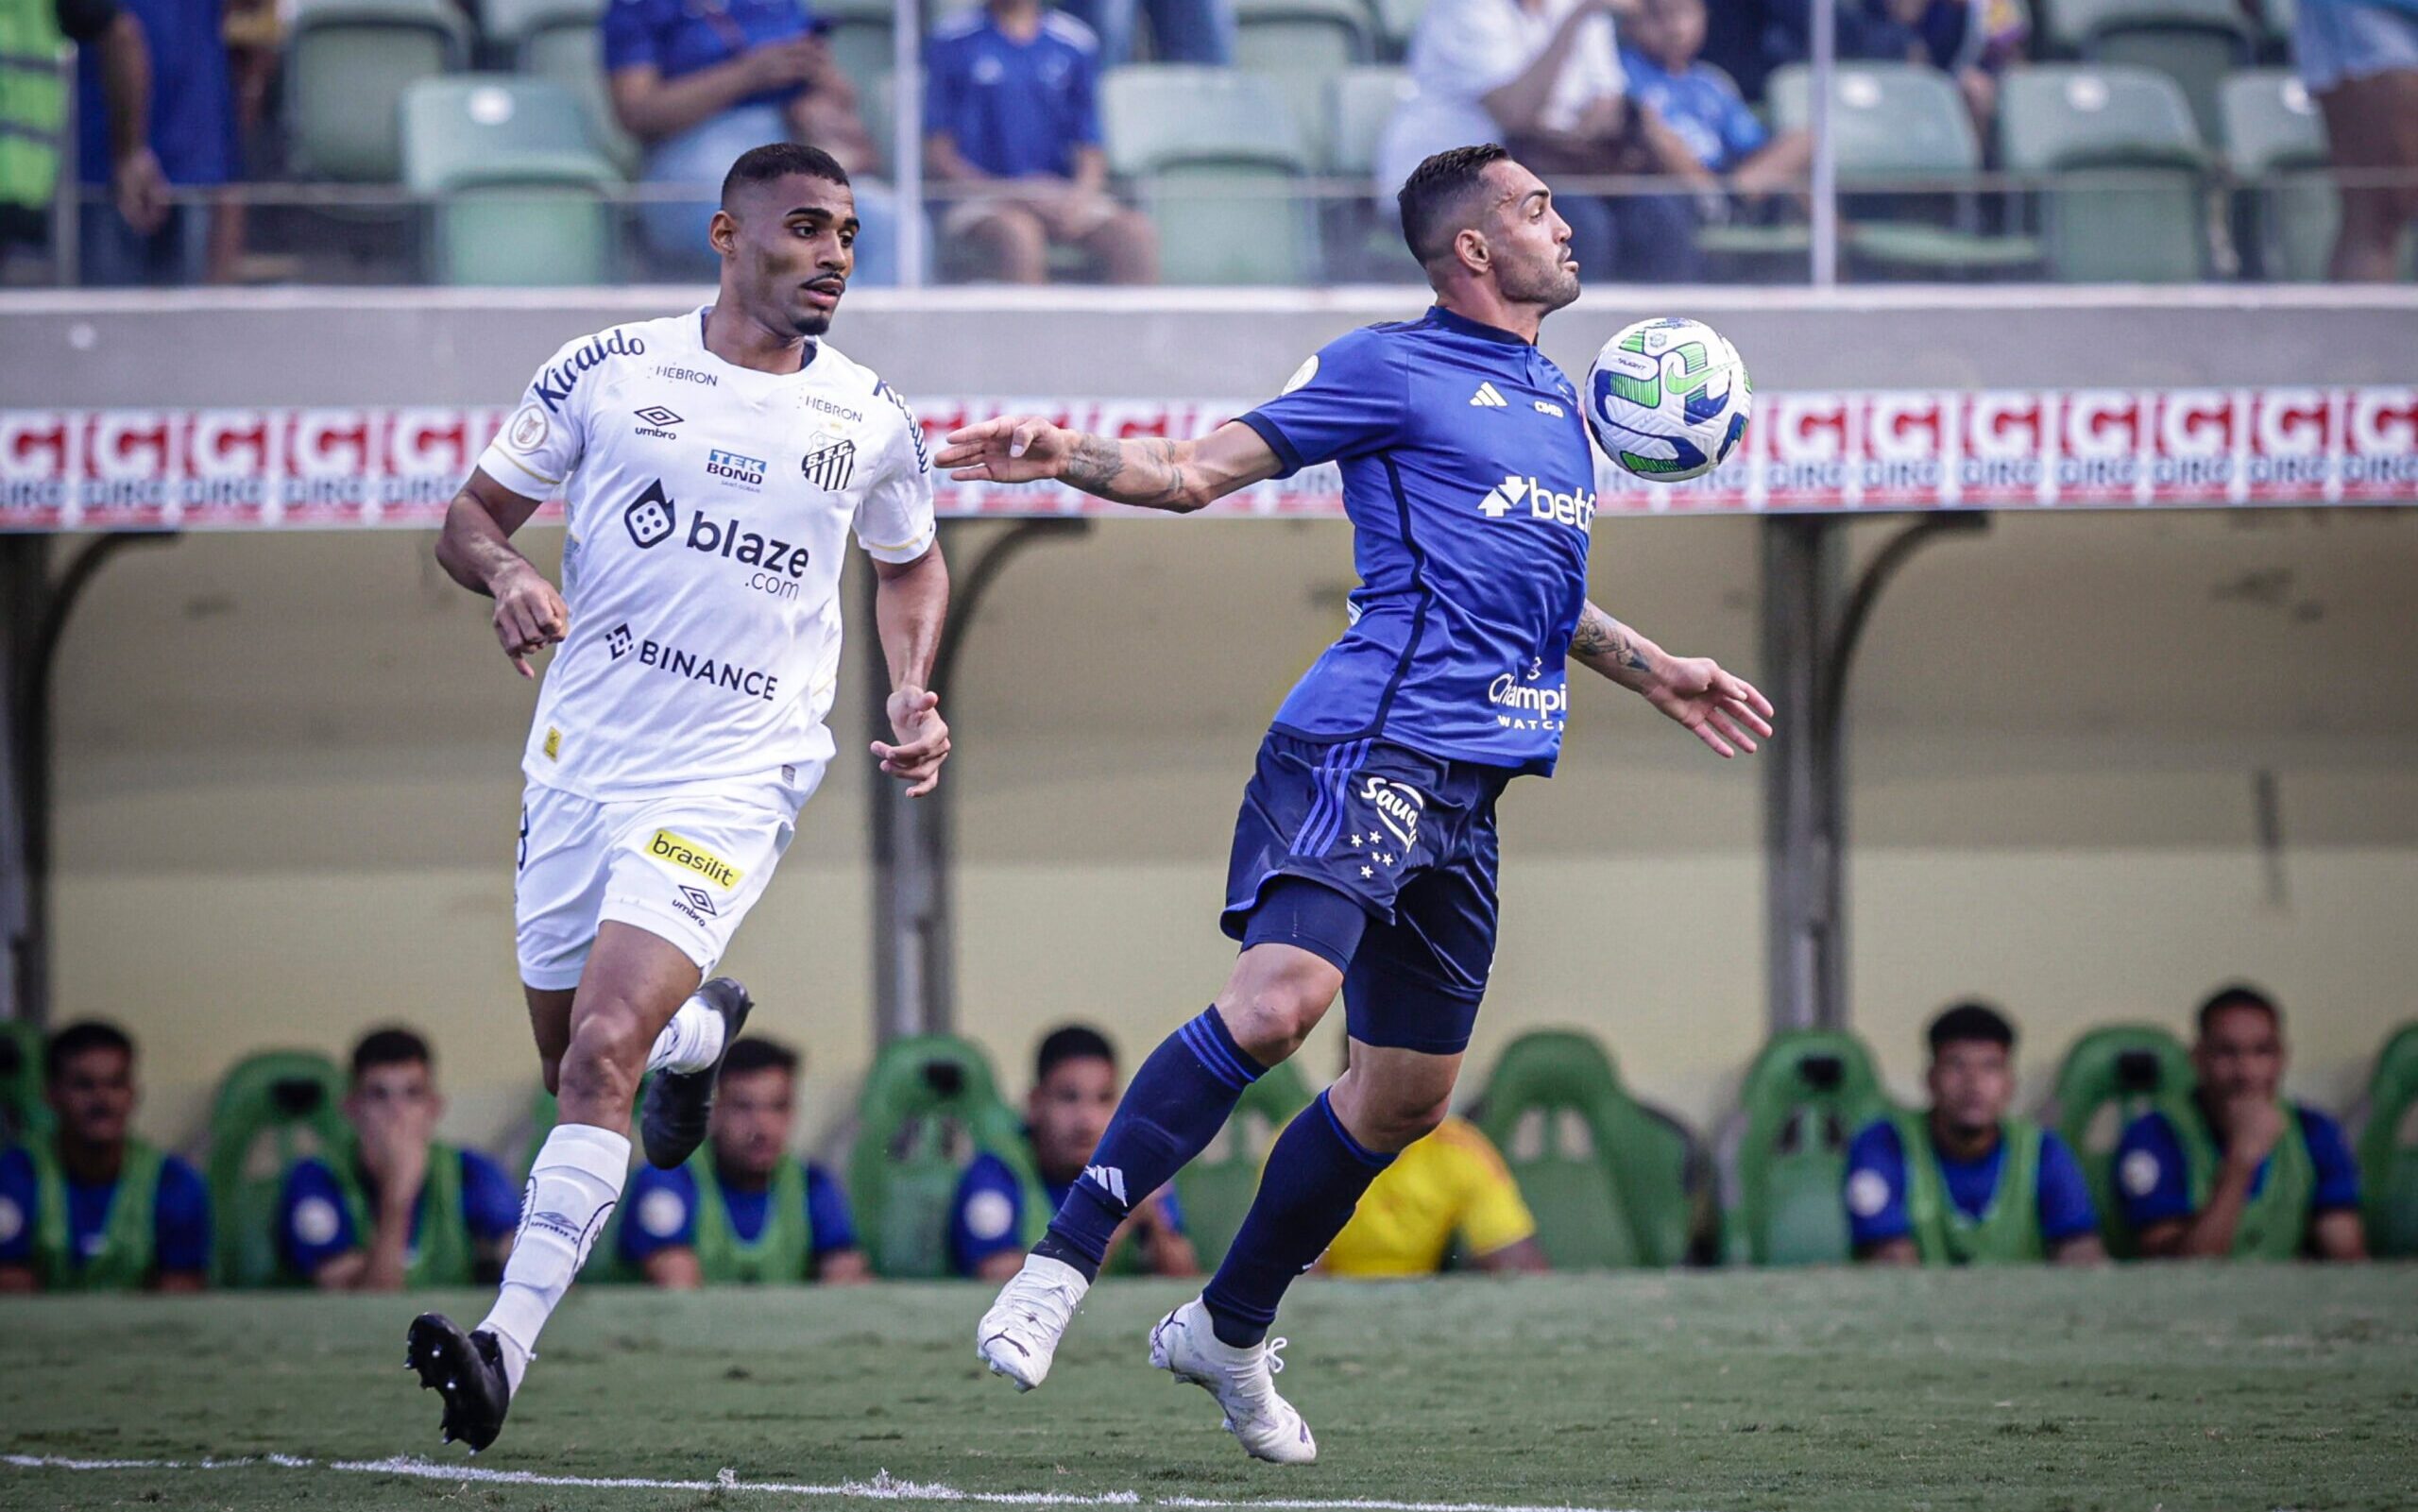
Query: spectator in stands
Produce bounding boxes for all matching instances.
[924,0,1159,283]
[2293,0,2418,280]
[1375,0,1717,282]
[1621,0,1813,200]
[1321,1115,1546,1276]
[619,1037,869,1286]
[0,0,167,273]
[76,0,232,284]
[0,1021,210,1292]
[2118,985,2367,1261]
[1703,0,2024,127]
[1844,1003,2103,1266]
[1057,0,1233,66]
[277,1028,520,1290]
[950,1025,1196,1280]
[604,0,914,284]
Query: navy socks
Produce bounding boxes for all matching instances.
[1034,1008,1263,1281]
[1200,1091,1393,1348]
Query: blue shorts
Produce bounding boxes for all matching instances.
[1219,732,1515,1056]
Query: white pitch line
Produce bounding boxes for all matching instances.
[1,1453,1694,1512]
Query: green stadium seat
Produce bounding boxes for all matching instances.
[2221,69,2334,280]
[2356,1023,2418,1258]
[2000,66,2209,281]
[816,0,895,113]
[523,23,643,176]
[1101,65,1320,283]
[2042,1023,2192,1257]
[1720,1029,1893,1266]
[845,1034,1041,1278]
[204,1049,351,1287]
[1369,0,1428,59]
[1174,1059,1313,1267]
[0,1020,49,1146]
[477,0,598,59]
[1767,62,2041,276]
[1235,0,1376,167]
[401,76,620,285]
[1330,64,1409,178]
[1472,1030,1695,1268]
[2065,0,2256,144]
[287,0,470,182]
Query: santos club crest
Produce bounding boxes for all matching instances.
[801,439,857,491]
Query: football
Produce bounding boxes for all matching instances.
[1586,316,1753,482]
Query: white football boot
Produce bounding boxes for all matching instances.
[1148,1299,1318,1465]
[976,1253,1091,1390]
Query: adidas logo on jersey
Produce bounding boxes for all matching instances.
[1475,473,1597,528]
[1082,1164,1128,1205]
[1470,382,1509,408]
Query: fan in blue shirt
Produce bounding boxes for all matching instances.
[923,0,1158,284]
[944,146,1773,1451]
[1622,0,1810,194]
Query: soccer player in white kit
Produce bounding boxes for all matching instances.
[410,144,951,1452]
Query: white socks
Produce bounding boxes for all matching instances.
[479,1122,629,1397]
[643,993,727,1075]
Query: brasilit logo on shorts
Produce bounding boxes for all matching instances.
[647,828,743,890]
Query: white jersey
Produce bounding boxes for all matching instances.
[476,307,936,801]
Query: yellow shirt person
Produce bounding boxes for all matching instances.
[1321,1117,1546,1276]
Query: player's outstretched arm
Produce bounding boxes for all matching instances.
[1568,599,1775,759]
[869,544,953,798]
[434,467,570,679]
[935,416,1283,514]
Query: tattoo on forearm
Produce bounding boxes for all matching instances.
[1063,433,1196,511]
[1571,604,1651,674]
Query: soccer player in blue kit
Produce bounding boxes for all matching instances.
[936,144,1774,1465]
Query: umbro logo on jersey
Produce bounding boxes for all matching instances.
[1476,473,1597,528]
[634,405,684,438]
[1082,1165,1128,1205]
[801,438,857,491]
[1470,382,1509,408]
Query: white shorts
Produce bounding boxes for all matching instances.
[514,767,821,991]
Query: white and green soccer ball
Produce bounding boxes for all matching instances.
[1586,316,1753,483]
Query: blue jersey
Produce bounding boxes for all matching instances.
[0,1145,213,1277]
[619,1159,859,1265]
[1621,50,1769,174]
[1239,309,1595,776]
[1844,1119,2098,1249]
[923,9,1103,179]
[602,0,826,112]
[947,1149,1185,1274]
[2114,1103,2361,1231]
[277,1149,521,1279]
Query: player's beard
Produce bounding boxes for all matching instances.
[1502,247,1581,314]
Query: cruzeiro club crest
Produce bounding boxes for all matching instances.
[801,438,857,491]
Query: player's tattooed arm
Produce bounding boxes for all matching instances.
[1569,598,1777,760]
[937,416,1283,514]
[435,467,569,679]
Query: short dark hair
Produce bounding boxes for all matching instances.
[350,1027,433,1081]
[1035,1024,1115,1082]
[45,1020,133,1082]
[2197,983,2281,1036]
[1927,1001,2015,1057]
[721,142,849,208]
[1398,144,1513,267]
[722,1036,800,1081]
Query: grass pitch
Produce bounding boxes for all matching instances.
[3,1266,2412,1512]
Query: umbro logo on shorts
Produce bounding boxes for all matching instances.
[1470,382,1508,408]
[801,438,857,491]
[677,884,718,917]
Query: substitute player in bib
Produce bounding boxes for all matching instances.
[414,142,949,1452]
[940,144,1772,1464]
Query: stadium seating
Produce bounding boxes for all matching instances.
[1471,1030,1695,1268]
[1100,65,1320,283]
[1719,1029,1892,1266]
[477,0,599,68]
[2221,70,2333,281]
[400,77,621,284]
[1766,63,2042,276]
[1322,65,1420,277]
[2356,1024,2418,1258]
[521,18,642,176]
[2049,0,2256,142]
[820,0,899,110]
[203,1050,352,1287]
[845,1034,1040,1277]
[1999,65,2209,281]
[1174,1058,1313,1267]
[1233,0,1378,168]
[2042,1023,2193,1257]
[286,0,472,182]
